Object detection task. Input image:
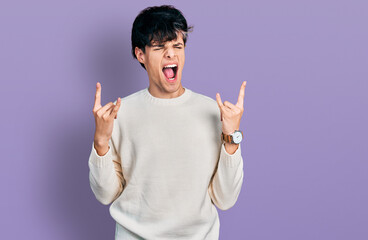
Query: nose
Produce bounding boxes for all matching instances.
[165,47,175,59]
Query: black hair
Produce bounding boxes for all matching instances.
[131,5,193,69]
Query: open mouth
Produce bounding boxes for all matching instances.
[162,64,178,81]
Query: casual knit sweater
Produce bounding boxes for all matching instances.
[88,87,244,240]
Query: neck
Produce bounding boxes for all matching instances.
[148,85,185,99]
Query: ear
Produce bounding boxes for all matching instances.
[135,47,145,65]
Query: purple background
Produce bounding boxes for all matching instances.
[1,0,367,239]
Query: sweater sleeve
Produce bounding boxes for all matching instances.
[208,142,244,210]
[88,139,126,205]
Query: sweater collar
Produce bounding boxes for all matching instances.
[143,87,192,106]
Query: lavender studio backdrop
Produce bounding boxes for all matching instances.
[1,0,367,239]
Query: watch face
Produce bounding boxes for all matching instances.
[233,131,243,144]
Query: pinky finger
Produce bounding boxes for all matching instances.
[112,98,121,118]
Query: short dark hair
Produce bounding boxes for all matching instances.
[131,5,193,69]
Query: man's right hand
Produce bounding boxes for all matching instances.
[92,82,121,156]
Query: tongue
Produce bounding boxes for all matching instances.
[163,68,174,78]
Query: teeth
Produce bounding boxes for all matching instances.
[168,77,175,80]
[163,64,177,68]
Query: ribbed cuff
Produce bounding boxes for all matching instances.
[89,141,113,168]
[220,143,242,168]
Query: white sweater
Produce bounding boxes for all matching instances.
[88,87,244,240]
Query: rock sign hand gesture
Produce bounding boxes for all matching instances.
[216,81,247,135]
[92,82,121,154]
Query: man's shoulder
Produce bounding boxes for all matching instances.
[113,88,145,105]
[189,89,221,118]
[190,89,218,107]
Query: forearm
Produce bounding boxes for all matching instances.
[94,139,109,156]
[88,142,124,205]
[224,142,239,155]
[208,142,244,210]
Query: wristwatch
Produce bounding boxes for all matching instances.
[222,130,243,144]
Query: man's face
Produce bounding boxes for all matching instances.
[135,32,185,98]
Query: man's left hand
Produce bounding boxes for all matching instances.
[216,81,246,136]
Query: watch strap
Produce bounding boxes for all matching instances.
[221,132,233,143]
[222,130,243,144]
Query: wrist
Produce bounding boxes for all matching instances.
[221,130,243,145]
[224,142,239,154]
[94,137,109,147]
[94,140,110,156]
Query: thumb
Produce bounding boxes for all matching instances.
[113,98,121,119]
[216,93,225,111]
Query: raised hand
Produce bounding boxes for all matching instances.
[92,82,121,155]
[216,81,246,135]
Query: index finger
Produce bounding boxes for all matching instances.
[236,81,246,108]
[93,82,102,111]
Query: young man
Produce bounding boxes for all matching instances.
[89,5,246,240]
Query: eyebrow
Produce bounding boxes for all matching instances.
[152,42,184,47]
